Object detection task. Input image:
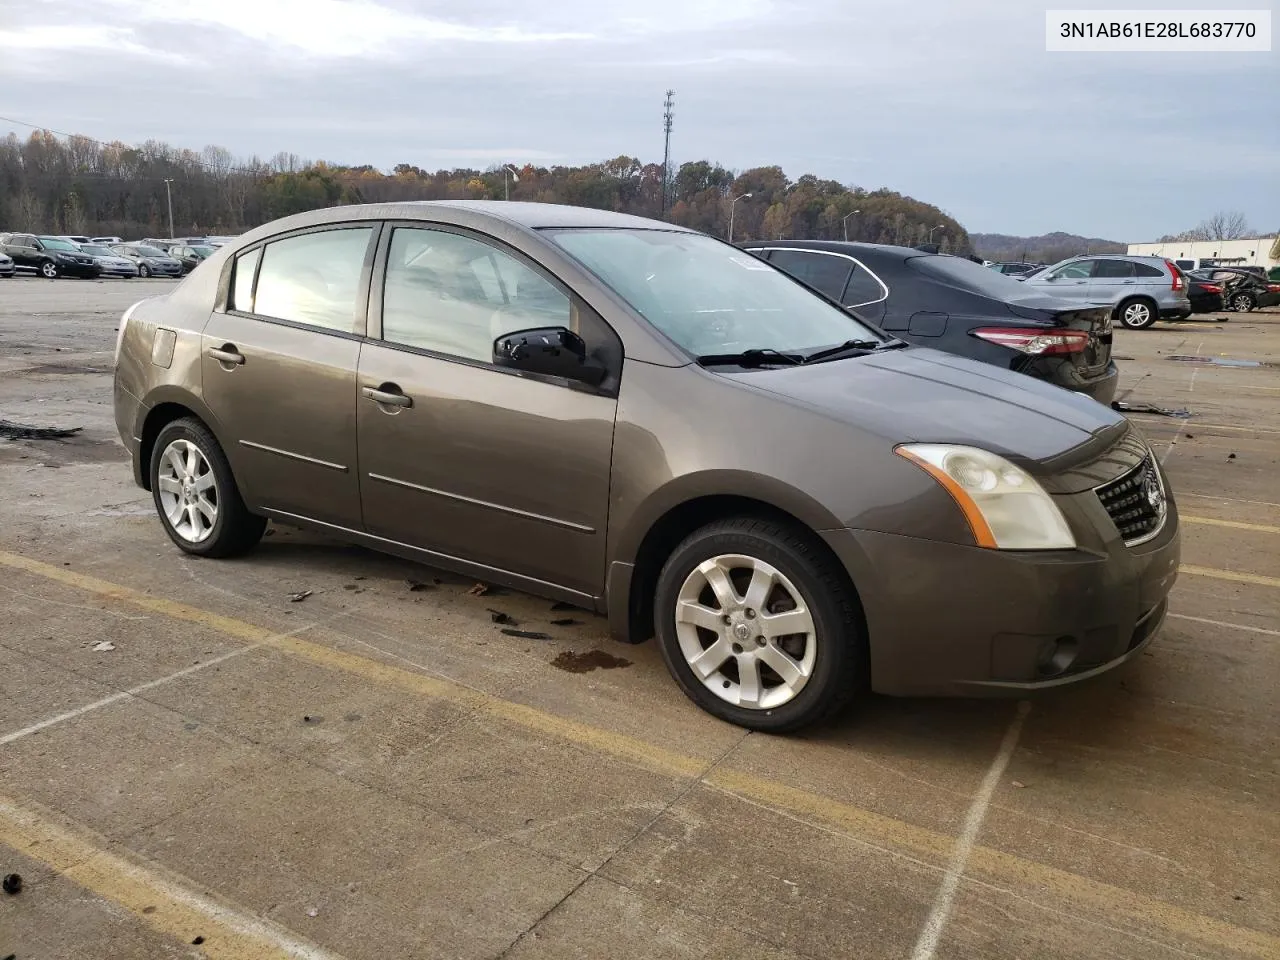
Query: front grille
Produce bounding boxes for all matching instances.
[1096,456,1165,544]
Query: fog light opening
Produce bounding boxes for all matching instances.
[1036,636,1079,677]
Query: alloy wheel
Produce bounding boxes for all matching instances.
[674,554,817,710]
[156,439,218,543]
[1122,302,1151,327]
[40,261,57,279]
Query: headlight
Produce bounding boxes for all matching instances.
[895,443,1076,550]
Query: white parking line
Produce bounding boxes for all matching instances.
[910,701,1031,960]
[0,624,314,747]
[1169,613,1280,638]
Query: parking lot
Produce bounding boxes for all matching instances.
[0,276,1276,960]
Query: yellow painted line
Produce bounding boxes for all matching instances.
[1,550,1278,959]
[0,550,705,780]
[1181,564,1280,589]
[707,773,1280,960]
[1129,418,1280,435]
[1181,515,1280,535]
[0,794,340,960]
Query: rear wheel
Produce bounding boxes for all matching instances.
[654,516,864,732]
[1231,293,1256,312]
[149,418,265,558]
[1117,297,1157,330]
[39,260,58,279]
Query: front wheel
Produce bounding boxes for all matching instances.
[39,260,58,279]
[1117,298,1157,330]
[653,517,864,732]
[1231,293,1256,312]
[139,263,152,278]
[149,418,265,558]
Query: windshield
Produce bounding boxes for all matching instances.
[133,245,166,257]
[40,238,79,252]
[81,245,112,256]
[907,254,1040,299]
[546,229,882,358]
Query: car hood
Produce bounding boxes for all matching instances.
[721,346,1125,465]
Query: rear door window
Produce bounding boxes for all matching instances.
[767,250,853,301]
[230,247,262,313]
[252,228,374,333]
[843,265,888,306]
[1094,260,1136,278]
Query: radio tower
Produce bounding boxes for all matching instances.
[661,89,675,217]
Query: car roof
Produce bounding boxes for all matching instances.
[736,239,924,258]
[236,201,694,241]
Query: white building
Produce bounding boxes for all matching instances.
[1127,236,1279,270]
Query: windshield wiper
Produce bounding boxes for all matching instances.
[801,338,903,364]
[696,348,804,368]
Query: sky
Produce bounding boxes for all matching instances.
[1,0,1276,240]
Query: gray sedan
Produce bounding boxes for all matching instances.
[78,244,140,278]
[112,202,1180,731]
[111,243,183,278]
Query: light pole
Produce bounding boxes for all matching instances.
[928,223,945,244]
[728,192,752,242]
[502,164,519,201]
[842,208,861,242]
[163,178,175,239]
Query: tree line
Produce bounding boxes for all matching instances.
[1,129,972,253]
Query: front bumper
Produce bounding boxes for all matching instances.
[58,261,100,278]
[823,494,1180,697]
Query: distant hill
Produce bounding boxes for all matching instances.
[971,232,1126,265]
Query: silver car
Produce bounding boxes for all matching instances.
[1020,255,1191,330]
[78,243,140,278]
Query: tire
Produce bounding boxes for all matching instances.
[1231,293,1256,312]
[139,263,152,278]
[39,260,58,279]
[1116,297,1157,330]
[149,417,266,558]
[653,516,864,732]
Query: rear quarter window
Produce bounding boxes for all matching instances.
[1133,263,1164,277]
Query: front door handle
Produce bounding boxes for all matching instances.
[208,346,245,365]
[362,385,413,408]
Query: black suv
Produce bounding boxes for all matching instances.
[0,234,100,278]
[740,240,1117,403]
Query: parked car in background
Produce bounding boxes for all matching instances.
[0,234,100,278]
[91,235,123,245]
[78,243,141,278]
[0,252,15,278]
[113,200,1179,732]
[169,243,216,274]
[1185,275,1224,314]
[1020,255,1190,329]
[1191,268,1280,312]
[739,240,1118,403]
[110,243,183,277]
[58,235,92,245]
[987,261,1041,277]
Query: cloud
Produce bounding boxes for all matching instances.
[2,0,1276,239]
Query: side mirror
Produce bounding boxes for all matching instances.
[493,327,607,387]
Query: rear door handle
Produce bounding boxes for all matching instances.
[362,386,413,408]
[208,346,245,365]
